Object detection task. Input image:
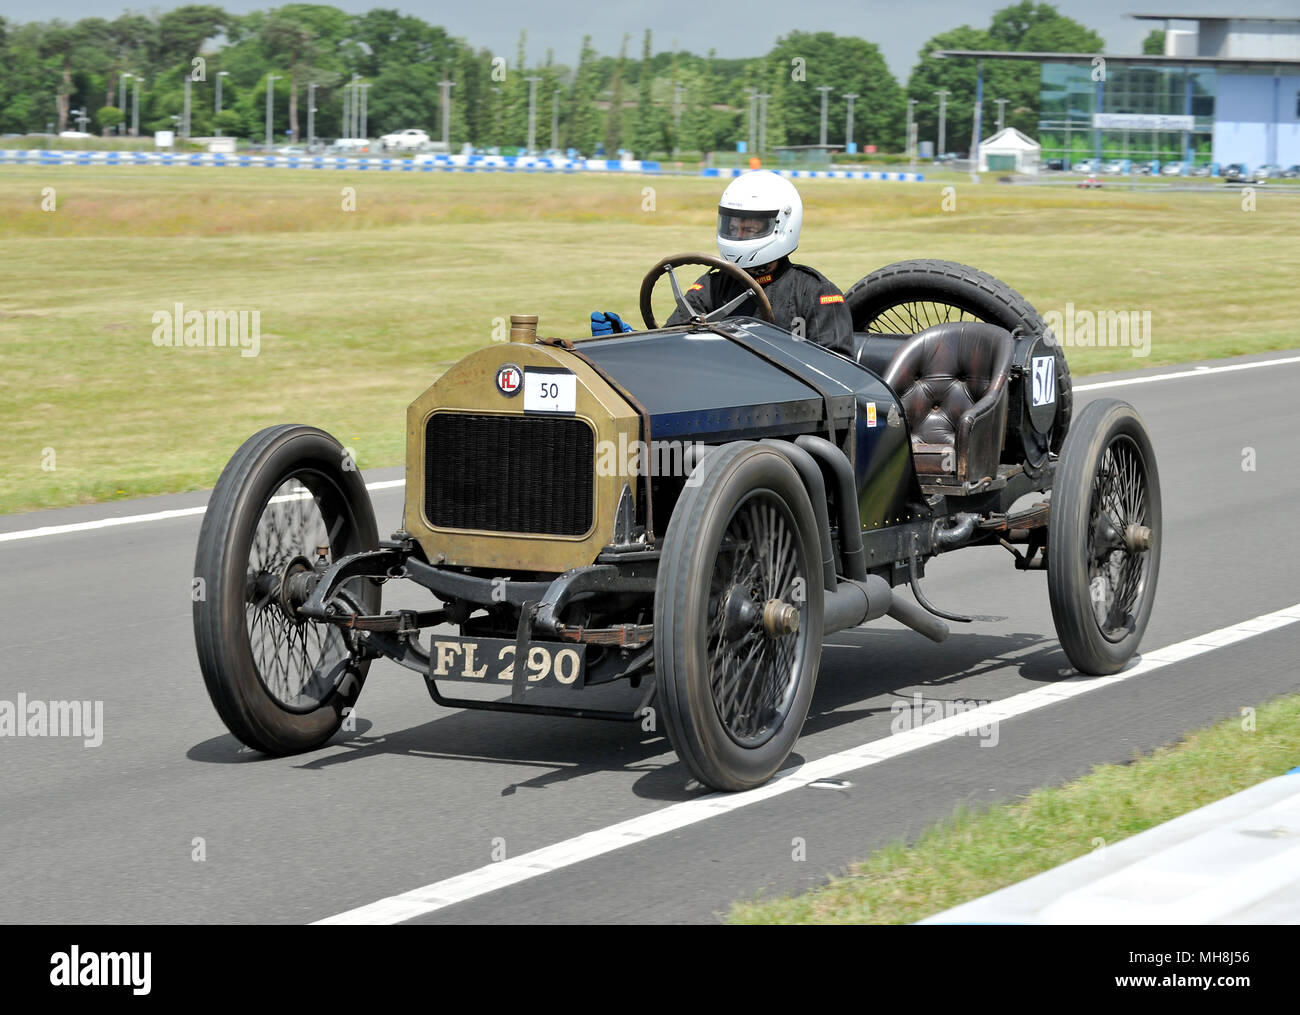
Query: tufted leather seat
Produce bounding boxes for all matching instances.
[882,322,1014,485]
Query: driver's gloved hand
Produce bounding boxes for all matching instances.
[590,311,635,336]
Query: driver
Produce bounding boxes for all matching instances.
[665,170,853,355]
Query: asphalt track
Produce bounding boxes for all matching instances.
[1,350,1297,924]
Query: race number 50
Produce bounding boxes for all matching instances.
[524,369,577,414]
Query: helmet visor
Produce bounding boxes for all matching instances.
[718,207,778,242]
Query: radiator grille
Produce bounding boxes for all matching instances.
[424,413,595,536]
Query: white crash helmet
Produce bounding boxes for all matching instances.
[716,170,803,267]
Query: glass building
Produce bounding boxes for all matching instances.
[937,14,1300,171]
[1038,63,1217,165]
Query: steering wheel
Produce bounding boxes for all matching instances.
[638,252,776,330]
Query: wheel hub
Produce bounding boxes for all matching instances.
[275,555,317,618]
[721,586,799,641]
[1124,523,1152,553]
[762,599,800,638]
[721,586,760,642]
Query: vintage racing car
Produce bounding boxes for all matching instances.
[193,256,1161,791]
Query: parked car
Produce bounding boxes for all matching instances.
[1101,159,1130,175]
[1160,161,1185,176]
[1255,163,1283,180]
[1189,163,1212,177]
[193,254,1162,792]
[1281,165,1300,179]
[1223,163,1255,183]
[1045,158,1065,171]
[1072,158,1099,174]
[330,138,373,153]
[379,128,430,152]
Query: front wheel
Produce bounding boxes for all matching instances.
[654,442,824,791]
[1047,399,1161,674]
[193,425,380,754]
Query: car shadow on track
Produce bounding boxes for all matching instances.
[185,627,1083,802]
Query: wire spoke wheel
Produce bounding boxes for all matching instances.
[1048,399,1161,675]
[655,442,824,791]
[243,478,355,712]
[704,492,809,747]
[862,300,983,336]
[1085,438,1152,641]
[194,425,380,755]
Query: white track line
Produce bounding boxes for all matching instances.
[313,601,1300,924]
[1074,354,1300,391]
[0,479,405,544]
[4,354,1299,546]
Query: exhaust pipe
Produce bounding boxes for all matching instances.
[886,592,950,643]
[822,574,949,642]
[823,574,892,634]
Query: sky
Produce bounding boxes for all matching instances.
[3,1,1299,81]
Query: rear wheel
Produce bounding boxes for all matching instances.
[193,425,380,754]
[1047,399,1161,674]
[654,442,824,791]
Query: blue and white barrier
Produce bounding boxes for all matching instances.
[0,148,921,181]
[702,166,924,182]
[0,149,659,174]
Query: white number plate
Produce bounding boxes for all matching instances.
[524,368,577,415]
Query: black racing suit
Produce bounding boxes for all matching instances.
[665,256,854,356]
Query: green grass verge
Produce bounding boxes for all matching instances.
[2,167,1299,516]
[729,693,1300,924]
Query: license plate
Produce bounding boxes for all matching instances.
[427,635,586,688]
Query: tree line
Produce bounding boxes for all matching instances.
[0,2,1113,155]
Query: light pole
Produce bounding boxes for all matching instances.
[672,81,684,156]
[906,97,916,166]
[842,92,858,149]
[969,60,984,183]
[265,74,280,147]
[816,85,833,148]
[757,93,769,155]
[359,81,370,141]
[215,71,229,136]
[525,75,541,153]
[118,73,130,135]
[132,76,142,137]
[438,79,455,149]
[934,88,949,158]
[748,87,759,154]
[994,98,1008,134]
[183,72,192,139]
[307,82,316,149]
[345,73,359,139]
[551,88,560,151]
